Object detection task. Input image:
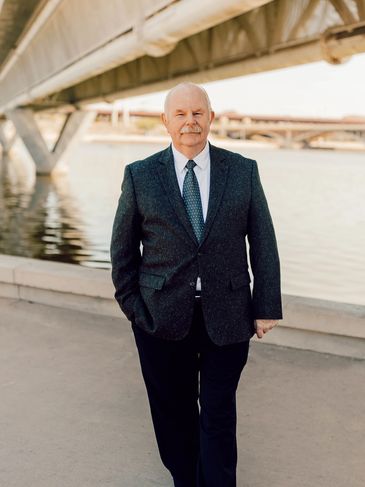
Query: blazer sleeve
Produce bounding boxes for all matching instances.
[247,160,283,320]
[110,164,142,321]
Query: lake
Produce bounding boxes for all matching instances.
[0,138,364,306]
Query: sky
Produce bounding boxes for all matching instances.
[108,52,365,119]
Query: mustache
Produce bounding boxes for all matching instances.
[180,126,202,134]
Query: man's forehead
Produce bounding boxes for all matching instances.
[172,103,206,111]
[168,90,208,108]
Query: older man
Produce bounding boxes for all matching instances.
[110,82,282,487]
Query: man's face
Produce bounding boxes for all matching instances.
[161,86,215,157]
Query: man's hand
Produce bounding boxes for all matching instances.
[254,319,279,339]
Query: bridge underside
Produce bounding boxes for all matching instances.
[56,1,365,108]
[0,0,365,112]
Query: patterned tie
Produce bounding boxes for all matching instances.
[183,159,205,243]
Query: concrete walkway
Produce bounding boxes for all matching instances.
[1,296,364,487]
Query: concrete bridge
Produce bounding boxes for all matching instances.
[95,108,365,149]
[1,0,365,172]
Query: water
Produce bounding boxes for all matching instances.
[0,139,364,306]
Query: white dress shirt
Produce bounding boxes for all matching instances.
[171,141,211,291]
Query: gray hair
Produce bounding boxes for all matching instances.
[163,82,212,115]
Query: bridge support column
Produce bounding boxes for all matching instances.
[52,110,96,163]
[5,108,56,174]
[284,130,293,148]
[0,121,16,154]
[218,115,229,137]
[5,108,95,175]
[122,107,130,128]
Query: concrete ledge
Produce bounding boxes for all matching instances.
[1,254,364,359]
[0,281,19,299]
[280,294,365,338]
[251,294,365,359]
[0,254,120,318]
[19,286,121,318]
[256,322,365,359]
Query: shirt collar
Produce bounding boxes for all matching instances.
[171,141,210,173]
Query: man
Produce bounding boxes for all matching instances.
[110,82,282,487]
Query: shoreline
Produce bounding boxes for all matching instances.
[82,132,365,152]
[83,132,278,149]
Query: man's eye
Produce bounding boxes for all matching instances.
[194,112,202,116]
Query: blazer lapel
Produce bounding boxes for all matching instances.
[157,146,198,245]
[200,143,229,246]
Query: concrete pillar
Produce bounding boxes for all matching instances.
[111,105,119,127]
[5,108,95,175]
[0,120,16,154]
[218,115,229,137]
[5,108,57,174]
[122,107,130,128]
[284,129,293,148]
[53,110,96,162]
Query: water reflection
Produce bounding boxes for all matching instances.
[0,152,92,265]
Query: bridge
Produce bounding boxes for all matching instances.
[93,108,365,149]
[1,0,365,172]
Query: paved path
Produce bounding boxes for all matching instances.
[1,297,364,487]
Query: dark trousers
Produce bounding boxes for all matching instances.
[132,298,250,487]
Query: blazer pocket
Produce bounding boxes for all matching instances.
[139,272,166,290]
[230,272,251,290]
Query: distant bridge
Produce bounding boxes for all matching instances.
[95,109,365,149]
[211,113,365,148]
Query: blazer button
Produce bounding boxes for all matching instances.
[189,282,195,287]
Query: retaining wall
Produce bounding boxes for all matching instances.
[1,254,364,359]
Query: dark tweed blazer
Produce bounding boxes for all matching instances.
[110,143,282,345]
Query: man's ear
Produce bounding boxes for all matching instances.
[209,111,215,123]
[161,112,167,128]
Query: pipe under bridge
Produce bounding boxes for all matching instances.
[1,0,365,173]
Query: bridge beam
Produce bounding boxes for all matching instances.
[5,108,57,174]
[329,0,357,24]
[0,121,16,154]
[4,108,95,175]
[355,0,365,20]
[53,110,95,163]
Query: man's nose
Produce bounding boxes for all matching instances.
[186,112,195,124]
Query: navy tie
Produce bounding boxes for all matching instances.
[183,160,205,243]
